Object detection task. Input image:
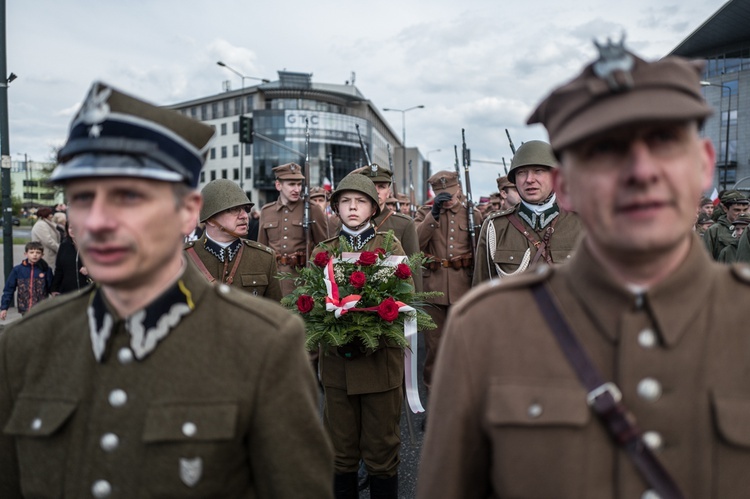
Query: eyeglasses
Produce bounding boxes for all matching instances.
[226,206,252,216]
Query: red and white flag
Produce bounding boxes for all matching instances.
[710,188,720,206]
[323,177,333,192]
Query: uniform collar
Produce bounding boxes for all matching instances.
[518,195,559,230]
[340,225,376,251]
[87,260,205,362]
[274,198,299,211]
[202,235,242,263]
[563,234,716,347]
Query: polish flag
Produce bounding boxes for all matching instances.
[323,177,333,192]
[710,188,720,206]
[427,184,435,200]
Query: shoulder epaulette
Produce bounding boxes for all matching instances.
[242,239,274,254]
[184,240,196,249]
[320,234,341,245]
[486,207,516,221]
[260,202,276,212]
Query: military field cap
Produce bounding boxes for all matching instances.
[396,193,410,203]
[273,163,306,180]
[354,163,393,184]
[696,212,713,225]
[496,176,515,191]
[731,213,750,226]
[721,190,749,205]
[199,179,253,222]
[309,186,327,199]
[53,81,215,188]
[507,140,557,183]
[490,192,501,202]
[699,197,713,207]
[386,196,399,204]
[428,170,460,195]
[527,37,713,152]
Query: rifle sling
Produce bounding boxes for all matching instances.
[375,209,395,231]
[507,213,557,265]
[530,282,685,499]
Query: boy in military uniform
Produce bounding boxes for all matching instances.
[473,140,583,284]
[312,174,407,499]
[419,40,750,498]
[258,163,329,297]
[703,189,749,260]
[414,171,482,392]
[718,212,750,263]
[185,178,282,300]
[0,82,333,498]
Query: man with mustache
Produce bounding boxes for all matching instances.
[419,39,750,498]
[185,179,281,300]
[0,81,332,498]
[473,140,583,284]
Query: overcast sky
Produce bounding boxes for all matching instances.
[6,0,725,198]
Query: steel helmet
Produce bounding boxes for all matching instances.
[199,179,253,222]
[329,173,381,219]
[507,140,557,184]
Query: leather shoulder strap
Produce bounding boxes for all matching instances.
[186,247,217,283]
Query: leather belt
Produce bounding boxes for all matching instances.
[425,253,473,271]
[277,251,306,268]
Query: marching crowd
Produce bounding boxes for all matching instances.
[2,38,750,499]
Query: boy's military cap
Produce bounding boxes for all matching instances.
[496,176,514,191]
[696,212,713,225]
[731,212,750,226]
[330,173,381,218]
[699,197,713,207]
[354,164,393,184]
[527,38,713,152]
[53,81,215,188]
[396,193,410,204]
[273,163,306,180]
[721,190,749,205]
[428,170,460,195]
[309,186,328,199]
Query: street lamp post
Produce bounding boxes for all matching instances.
[701,81,732,191]
[217,61,270,192]
[383,105,424,193]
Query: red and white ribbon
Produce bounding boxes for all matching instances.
[323,258,361,318]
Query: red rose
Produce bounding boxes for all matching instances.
[395,263,412,279]
[377,298,400,322]
[374,248,386,256]
[358,251,378,266]
[349,271,366,289]
[297,295,314,314]
[313,251,330,268]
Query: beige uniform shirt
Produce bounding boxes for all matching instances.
[419,236,750,498]
[415,202,483,305]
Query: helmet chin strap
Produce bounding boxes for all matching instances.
[207,219,243,240]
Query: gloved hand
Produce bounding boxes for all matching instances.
[431,192,453,220]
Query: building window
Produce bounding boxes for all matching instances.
[245,167,252,180]
[221,169,228,179]
[232,120,239,134]
[212,102,219,119]
[221,146,227,158]
[244,143,252,156]
[200,171,205,183]
[190,108,197,119]
[233,168,239,180]
[210,170,216,181]
[221,123,227,136]
[223,100,230,117]
[233,145,239,157]
[210,148,216,160]
[234,98,242,115]
[246,95,254,111]
[201,104,208,120]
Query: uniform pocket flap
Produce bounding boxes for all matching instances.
[493,248,532,265]
[262,221,278,229]
[240,273,269,287]
[713,393,750,447]
[487,383,589,427]
[3,396,77,437]
[143,402,238,443]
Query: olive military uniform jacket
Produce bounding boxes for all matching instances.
[372,206,422,292]
[733,230,750,263]
[0,262,333,498]
[703,215,733,260]
[312,232,407,395]
[259,199,329,296]
[415,201,482,305]
[185,235,282,301]
[418,236,750,498]
[472,203,583,284]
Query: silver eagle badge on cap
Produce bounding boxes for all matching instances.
[593,34,634,92]
[179,457,203,487]
[78,85,113,138]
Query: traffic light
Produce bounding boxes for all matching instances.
[239,116,253,143]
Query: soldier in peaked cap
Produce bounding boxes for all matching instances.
[694,211,714,237]
[396,193,412,216]
[698,196,715,217]
[496,175,521,211]
[0,82,333,498]
[414,170,482,393]
[258,162,329,297]
[353,163,422,292]
[184,179,282,301]
[703,189,749,260]
[473,140,583,285]
[419,39,750,498]
[718,212,750,263]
